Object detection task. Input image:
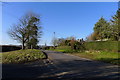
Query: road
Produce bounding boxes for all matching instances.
[2,50,119,80]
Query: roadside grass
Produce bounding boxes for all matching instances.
[50,46,119,65]
[1,49,46,64]
[49,46,75,53]
[70,51,119,65]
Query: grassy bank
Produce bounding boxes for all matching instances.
[70,51,119,65]
[1,49,46,64]
[50,46,120,65]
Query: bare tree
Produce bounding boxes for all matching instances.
[51,38,58,48]
[8,24,28,49]
[8,12,42,49]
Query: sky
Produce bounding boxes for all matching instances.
[1,2,118,46]
[1,0,119,2]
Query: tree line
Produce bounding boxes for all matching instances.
[51,36,85,51]
[86,9,120,41]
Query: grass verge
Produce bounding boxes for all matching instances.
[68,51,120,65]
[1,49,46,64]
[50,46,119,65]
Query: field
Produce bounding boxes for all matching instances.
[1,49,46,64]
[50,46,74,53]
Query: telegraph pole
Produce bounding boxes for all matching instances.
[54,32,55,39]
[53,32,56,48]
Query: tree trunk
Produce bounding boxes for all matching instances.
[31,45,33,49]
[22,41,25,50]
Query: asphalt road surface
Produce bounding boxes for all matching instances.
[2,50,119,80]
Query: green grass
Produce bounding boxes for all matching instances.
[50,46,119,65]
[49,46,75,53]
[69,50,120,65]
[1,49,46,64]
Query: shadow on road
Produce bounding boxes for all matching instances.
[2,50,120,80]
[39,60,119,80]
[2,59,119,80]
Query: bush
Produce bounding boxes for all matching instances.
[84,41,119,52]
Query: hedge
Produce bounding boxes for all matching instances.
[84,41,120,52]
